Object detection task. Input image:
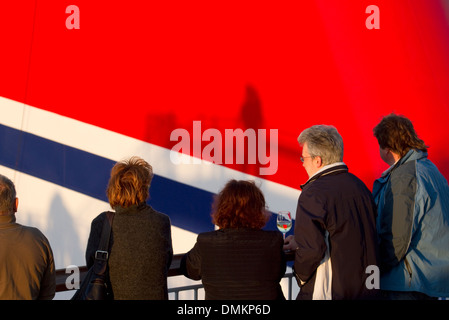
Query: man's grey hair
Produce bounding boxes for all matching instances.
[297,125,344,165]
[0,174,16,214]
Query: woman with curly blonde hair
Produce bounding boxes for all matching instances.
[181,179,286,300]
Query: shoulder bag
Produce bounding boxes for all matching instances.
[71,211,115,300]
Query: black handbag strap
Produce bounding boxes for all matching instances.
[95,211,115,261]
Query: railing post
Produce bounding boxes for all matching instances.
[288,273,293,300]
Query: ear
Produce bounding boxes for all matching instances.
[14,198,18,213]
[314,156,323,168]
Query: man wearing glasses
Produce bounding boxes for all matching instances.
[284,125,379,300]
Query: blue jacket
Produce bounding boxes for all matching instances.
[373,149,449,297]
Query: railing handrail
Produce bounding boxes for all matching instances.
[56,251,295,293]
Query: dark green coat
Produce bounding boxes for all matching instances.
[86,203,173,299]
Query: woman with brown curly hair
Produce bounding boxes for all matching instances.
[181,179,286,300]
[85,156,173,299]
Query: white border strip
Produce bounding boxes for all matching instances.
[0,96,300,217]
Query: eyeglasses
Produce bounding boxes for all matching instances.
[300,156,313,163]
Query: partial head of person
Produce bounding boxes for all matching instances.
[373,113,428,166]
[0,174,18,216]
[297,125,344,178]
[106,156,153,210]
[211,179,270,230]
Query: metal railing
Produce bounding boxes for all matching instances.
[169,283,204,300]
[56,251,297,300]
[167,272,296,300]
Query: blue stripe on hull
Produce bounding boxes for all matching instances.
[0,123,215,234]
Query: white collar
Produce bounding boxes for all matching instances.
[307,162,346,182]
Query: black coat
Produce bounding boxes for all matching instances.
[294,164,379,300]
[181,228,286,300]
[86,203,173,300]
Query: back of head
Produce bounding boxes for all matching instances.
[297,125,344,165]
[106,156,153,209]
[0,175,16,215]
[211,179,270,229]
[373,113,428,157]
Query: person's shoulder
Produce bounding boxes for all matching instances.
[319,169,369,192]
[91,211,109,225]
[21,224,43,236]
[258,229,284,243]
[237,229,284,249]
[261,229,283,237]
[222,228,283,241]
[345,171,372,190]
[390,161,417,186]
[197,230,220,240]
[415,157,444,178]
[300,178,329,200]
[395,159,417,175]
[21,225,52,248]
[145,205,171,223]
